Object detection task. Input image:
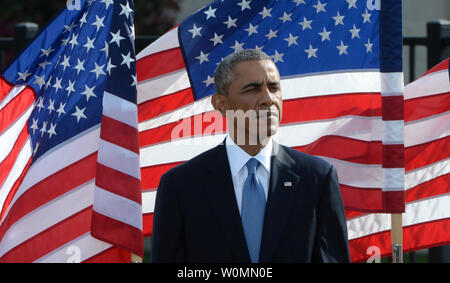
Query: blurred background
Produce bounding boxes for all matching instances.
[0,0,449,263]
[1,0,449,82]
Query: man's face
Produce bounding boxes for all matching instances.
[213,59,283,144]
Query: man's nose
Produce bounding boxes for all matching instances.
[259,86,274,106]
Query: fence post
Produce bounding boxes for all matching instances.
[427,20,450,69]
[14,22,39,54]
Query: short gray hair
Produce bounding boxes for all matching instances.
[214,49,273,95]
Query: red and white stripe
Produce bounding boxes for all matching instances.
[346,58,450,262]
[136,26,411,259]
[0,76,141,262]
[92,91,144,257]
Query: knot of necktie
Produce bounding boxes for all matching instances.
[246,158,259,176]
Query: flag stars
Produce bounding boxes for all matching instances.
[293,0,306,5]
[74,59,86,75]
[45,76,53,90]
[69,34,79,50]
[40,47,55,58]
[35,97,45,112]
[313,0,327,13]
[47,99,55,114]
[92,15,105,32]
[333,12,345,26]
[120,2,134,19]
[304,44,318,59]
[106,58,116,75]
[188,24,203,39]
[365,38,373,53]
[79,12,88,27]
[47,123,57,139]
[196,51,210,64]
[284,33,298,47]
[40,121,47,137]
[121,52,135,69]
[349,25,361,39]
[33,74,46,89]
[254,45,263,52]
[204,6,217,20]
[81,85,96,101]
[30,118,39,134]
[318,27,331,41]
[56,102,66,118]
[203,75,214,87]
[60,55,71,71]
[337,41,349,55]
[271,50,284,63]
[71,106,87,123]
[299,17,312,30]
[66,80,76,96]
[62,38,70,46]
[38,60,51,70]
[259,7,272,19]
[265,29,278,40]
[224,16,238,29]
[63,23,76,34]
[100,41,109,57]
[33,142,39,156]
[100,0,113,9]
[53,77,63,92]
[90,62,106,79]
[209,33,224,46]
[237,0,251,11]
[346,0,357,9]
[110,30,125,47]
[362,9,372,23]
[83,36,95,52]
[279,12,293,23]
[231,40,244,52]
[129,24,135,40]
[245,23,258,36]
[17,69,31,82]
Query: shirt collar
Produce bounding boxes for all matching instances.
[225,135,272,177]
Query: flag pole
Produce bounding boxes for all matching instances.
[391,213,403,263]
[131,253,143,263]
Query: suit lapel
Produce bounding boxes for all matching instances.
[259,143,300,262]
[203,143,250,262]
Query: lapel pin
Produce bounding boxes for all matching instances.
[283,181,292,187]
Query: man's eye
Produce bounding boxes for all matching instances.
[270,85,280,91]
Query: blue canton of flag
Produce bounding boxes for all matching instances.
[2,0,137,162]
[179,0,381,100]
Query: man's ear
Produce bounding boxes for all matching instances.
[211,93,227,116]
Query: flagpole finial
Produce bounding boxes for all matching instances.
[131,253,143,263]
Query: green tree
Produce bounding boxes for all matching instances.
[0,0,181,37]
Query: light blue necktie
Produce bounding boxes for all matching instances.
[241,158,266,263]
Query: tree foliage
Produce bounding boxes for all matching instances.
[0,0,181,37]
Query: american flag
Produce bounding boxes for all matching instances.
[136,0,407,261]
[348,58,450,261]
[0,0,143,262]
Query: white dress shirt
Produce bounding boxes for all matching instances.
[225,135,272,215]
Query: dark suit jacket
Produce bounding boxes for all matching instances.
[151,141,350,263]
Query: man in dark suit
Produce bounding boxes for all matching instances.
[151,49,350,263]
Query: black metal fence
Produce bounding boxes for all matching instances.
[2,21,450,78]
